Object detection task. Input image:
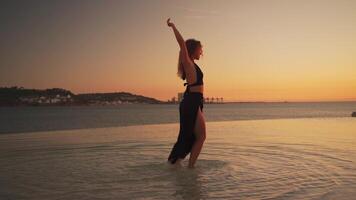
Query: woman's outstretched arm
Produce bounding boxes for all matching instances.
[167,18,192,66]
[167,18,185,50]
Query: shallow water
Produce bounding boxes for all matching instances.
[1,101,355,134]
[1,118,356,199]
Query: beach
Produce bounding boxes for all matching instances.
[2,0,356,199]
[1,117,355,199]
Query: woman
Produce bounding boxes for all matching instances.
[166,18,206,168]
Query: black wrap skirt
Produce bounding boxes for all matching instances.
[167,91,204,164]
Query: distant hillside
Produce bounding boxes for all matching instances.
[0,86,162,106]
[0,87,74,106]
[75,92,162,105]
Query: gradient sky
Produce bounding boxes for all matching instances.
[1,0,355,102]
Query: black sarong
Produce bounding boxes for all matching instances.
[167,91,204,164]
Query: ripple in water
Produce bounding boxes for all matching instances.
[0,118,355,199]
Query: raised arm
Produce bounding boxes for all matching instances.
[167,18,193,66]
[167,19,185,49]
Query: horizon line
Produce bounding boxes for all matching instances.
[1,85,356,103]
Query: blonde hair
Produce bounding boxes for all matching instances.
[177,39,202,80]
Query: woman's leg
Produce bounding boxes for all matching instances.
[167,158,183,167]
[188,108,206,168]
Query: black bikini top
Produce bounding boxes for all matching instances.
[184,63,204,87]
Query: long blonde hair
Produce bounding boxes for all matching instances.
[177,39,202,80]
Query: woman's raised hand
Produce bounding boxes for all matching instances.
[167,18,175,27]
[167,17,185,50]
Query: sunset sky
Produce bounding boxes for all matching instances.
[1,0,355,102]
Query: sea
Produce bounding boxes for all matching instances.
[0,102,355,134]
[1,102,356,199]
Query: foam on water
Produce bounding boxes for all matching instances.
[0,118,355,199]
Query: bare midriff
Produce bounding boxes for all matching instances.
[188,85,204,94]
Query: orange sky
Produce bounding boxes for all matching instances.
[1,0,355,102]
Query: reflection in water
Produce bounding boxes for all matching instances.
[0,118,356,199]
[171,166,203,200]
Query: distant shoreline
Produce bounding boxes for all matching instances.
[224,100,356,103]
[0,86,162,106]
[2,101,356,107]
[1,86,355,107]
